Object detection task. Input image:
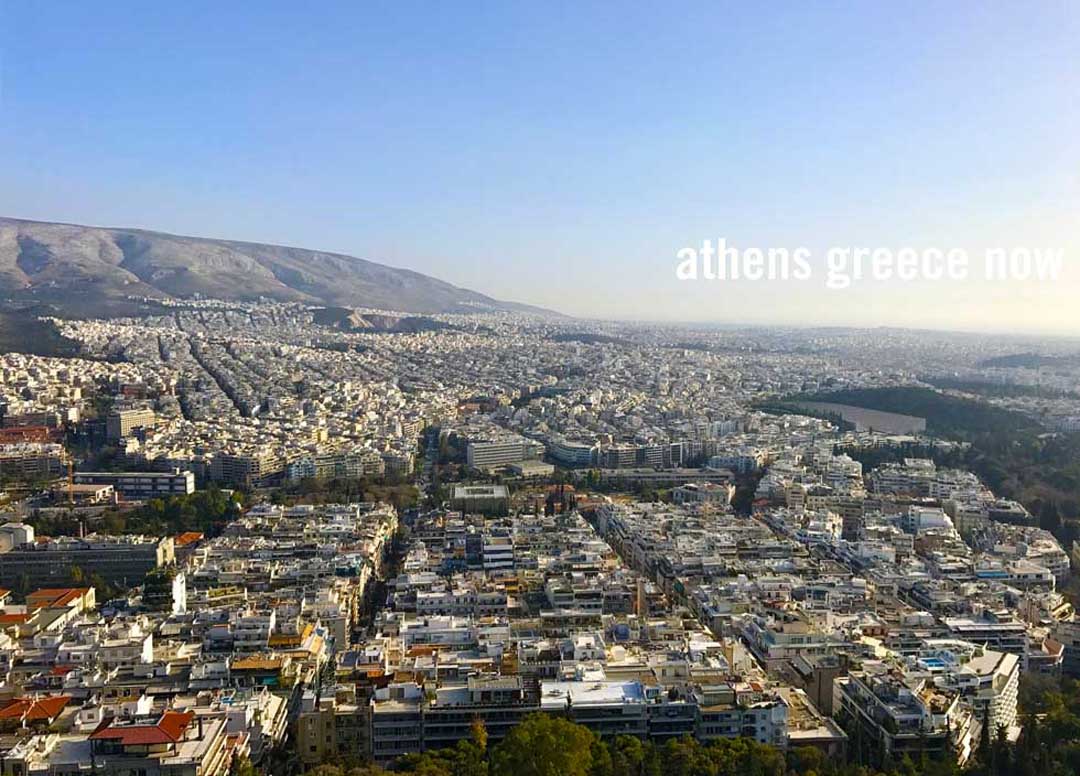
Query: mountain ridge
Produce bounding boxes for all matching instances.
[0,216,559,317]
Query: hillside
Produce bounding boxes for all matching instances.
[792,386,1040,435]
[976,353,1076,369]
[0,309,81,357]
[311,307,459,334]
[0,217,557,317]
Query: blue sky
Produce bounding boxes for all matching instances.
[2,2,1078,332]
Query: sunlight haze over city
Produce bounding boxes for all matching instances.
[1,2,1077,332]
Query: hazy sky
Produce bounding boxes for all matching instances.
[1,2,1078,334]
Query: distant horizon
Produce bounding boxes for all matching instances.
[2,3,1077,334]
[4,210,1078,342]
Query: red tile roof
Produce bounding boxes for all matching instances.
[26,588,91,611]
[0,695,71,722]
[158,710,195,741]
[89,710,194,746]
[52,590,85,609]
[174,531,204,547]
[28,587,90,598]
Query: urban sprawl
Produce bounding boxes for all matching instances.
[0,300,1079,774]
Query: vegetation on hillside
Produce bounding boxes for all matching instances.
[793,387,1039,436]
[921,376,1080,401]
[976,354,1077,370]
[0,310,82,357]
[549,332,633,346]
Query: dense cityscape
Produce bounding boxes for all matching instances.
[3,4,1078,776]
[0,300,1078,775]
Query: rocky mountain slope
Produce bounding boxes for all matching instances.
[0,217,555,316]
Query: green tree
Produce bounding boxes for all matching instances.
[977,706,992,771]
[1040,501,1062,535]
[88,571,118,601]
[490,713,597,776]
[469,718,488,753]
[449,719,489,776]
[229,755,259,776]
[588,737,612,776]
[309,763,388,776]
[395,751,454,776]
[608,735,646,776]
[308,766,345,776]
[788,746,828,775]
